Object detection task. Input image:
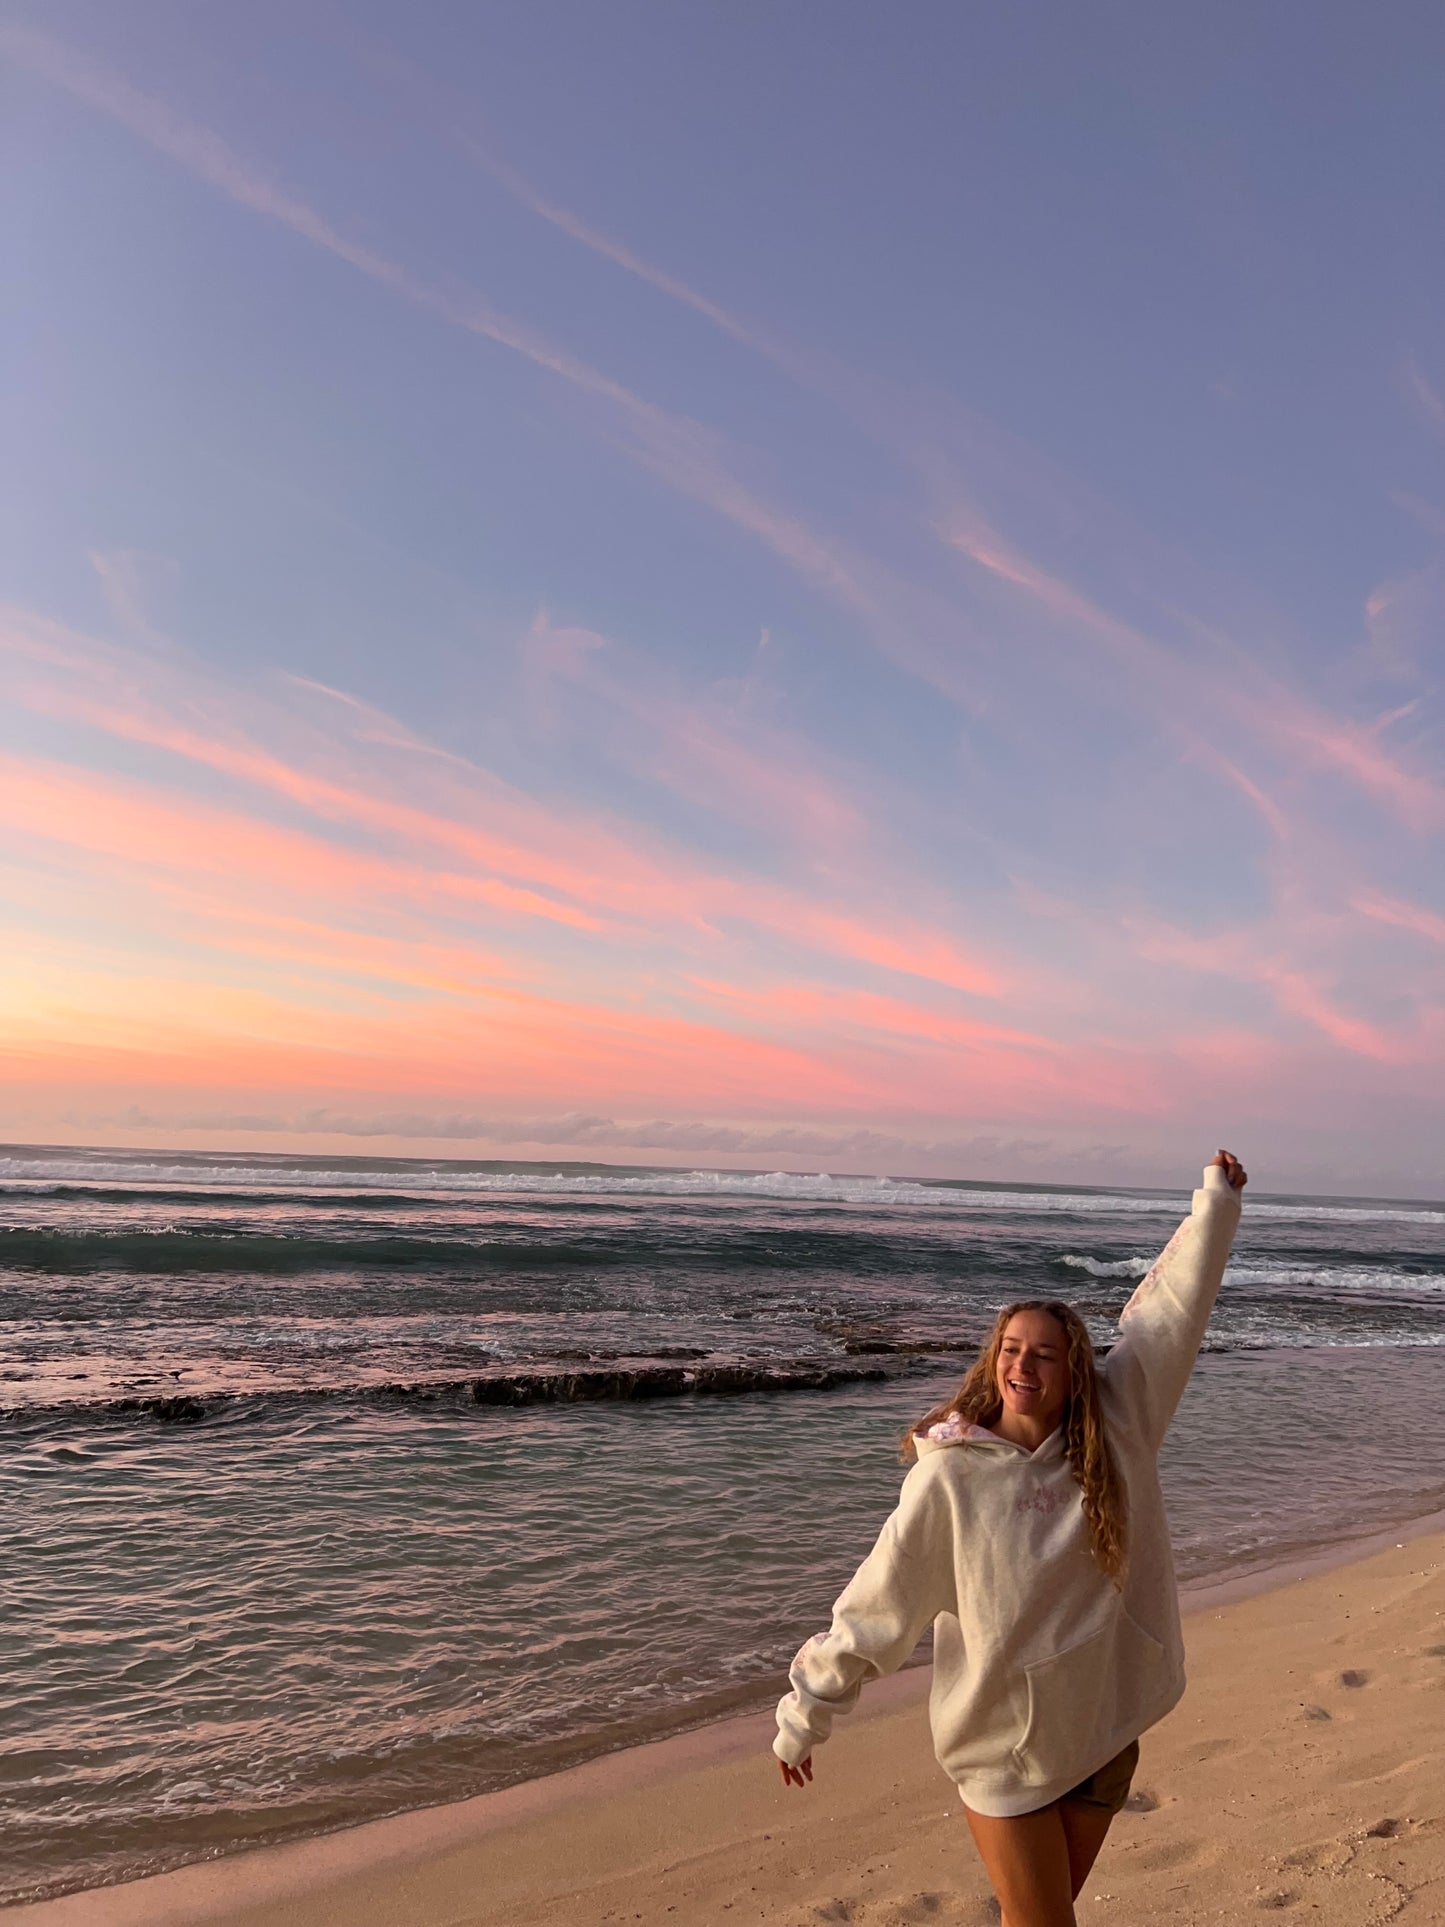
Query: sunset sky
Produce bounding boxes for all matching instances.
[3,3,1442,1195]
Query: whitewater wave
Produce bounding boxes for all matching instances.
[0,1156,1172,1213]
[2,1156,1440,1224]
[1059,1255,1445,1297]
[1225,1264,1445,1296]
[1059,1255,1153,1279]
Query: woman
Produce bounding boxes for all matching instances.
[774,1151,1247,1927]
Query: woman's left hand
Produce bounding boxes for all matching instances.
[1207,1148,1248,1191]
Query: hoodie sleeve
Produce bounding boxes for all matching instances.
[773,1459,953,1767]
[1103,1162,1243,1451]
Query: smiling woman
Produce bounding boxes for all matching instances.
[774,1151,1248,1927]
[911,1295,1129,1581]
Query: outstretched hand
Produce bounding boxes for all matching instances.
[778,1756,813,1789]
[1208,1148,1248,1191]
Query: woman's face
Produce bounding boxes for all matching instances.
[994,1310,1071,1431]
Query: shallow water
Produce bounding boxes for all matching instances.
[1,1146,1441,1902]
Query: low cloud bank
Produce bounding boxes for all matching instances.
[91,1103,1135,1180]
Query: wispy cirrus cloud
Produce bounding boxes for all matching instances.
[521,613,871,859]
[8,595,1435,1138]
[1,931,874,1112]
[354,36,1445,859]
[3,591,1319,1144]
[1354,894,1445,950]
[1122,907,1443,1070]
[1401,355,1445,439]
[24,14,1424,863]
[3,605,1006,996]
[357,49,1444,860]
[1,26,905,654]
[1363,560,1445,684]
[941,505,1445,835]
[0,752,608,935]
[59,24,1444,769]
[341,21,852,396]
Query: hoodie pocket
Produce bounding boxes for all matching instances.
[1011,1611,1169,1788]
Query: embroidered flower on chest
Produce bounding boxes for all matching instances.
[1015,1483,1064,1516]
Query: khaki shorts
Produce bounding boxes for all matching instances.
[1060,1738,1140,1815]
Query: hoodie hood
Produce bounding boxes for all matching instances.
[913,1423,1065,1463]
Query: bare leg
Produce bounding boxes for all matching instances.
[1058,1799,1116,1897]
[963,1803,1077,1927]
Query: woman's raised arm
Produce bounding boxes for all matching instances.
[1102,1151,1246,1450]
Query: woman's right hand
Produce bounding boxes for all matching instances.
[778,1756,813,1788]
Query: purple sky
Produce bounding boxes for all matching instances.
[2,2,1442,1196]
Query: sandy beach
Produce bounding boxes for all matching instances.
[14,1522,1443,1927]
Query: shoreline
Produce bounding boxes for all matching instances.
[11,1503,1445,1926]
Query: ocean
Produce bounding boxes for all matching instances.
[2,1143,1442,1904]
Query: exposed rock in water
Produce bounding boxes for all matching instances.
[5,1357,901,1425]
[457,1359,891,1405]
[815,1317,977,1359]
[840,1338,975,1356]
[535,1346,709,1363]
[107,1395,209,1423]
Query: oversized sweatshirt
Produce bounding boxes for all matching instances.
[773,1163,1243,1816]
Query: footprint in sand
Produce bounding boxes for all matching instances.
[1133,1835,1207,1873]
[1190,1736,1235,1760]
[832,1897,957,1927]
[954,1899,1000,1927]
[1421,1643,1445,1657]
[879,1895,947,1924]
[1299,1704,1332,1721]
[1281,1843,1329,1872]
[1337,1668,1370,1687]
[1255,1890,1298,1910]
[1123,1787,1160,1812]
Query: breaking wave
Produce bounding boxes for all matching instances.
[1059,1254,1154,1279]
[3,1153,1439,1222]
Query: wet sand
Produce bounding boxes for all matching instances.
[14,1526,1445,1927]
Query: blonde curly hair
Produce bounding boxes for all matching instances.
[903,1299,1128,1581]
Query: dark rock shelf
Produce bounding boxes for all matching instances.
[3,1355,916,1425]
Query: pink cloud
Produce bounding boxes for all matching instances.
[1183,748,1292,842]
[3,607,1008,999]
[1354,894,1445,950]
[1259,970,1410,1064]
[943,508,1445,834]
[1278,715,1443,833]
[0,934,876,1115]
[689,975,1046,1050]
[28,20,1430,863]
[523,613,871,859]
[1124,909,1438,1066]
[0,752,604,935]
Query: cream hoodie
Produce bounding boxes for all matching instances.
[773,1163,1243,1816]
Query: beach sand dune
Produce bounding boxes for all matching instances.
[13,1531,1444,1926]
